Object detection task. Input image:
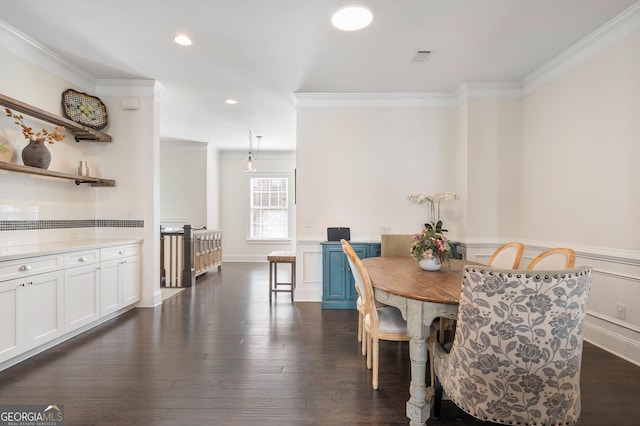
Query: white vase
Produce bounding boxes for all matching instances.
[77,160,91,176]
[419,257,441,271]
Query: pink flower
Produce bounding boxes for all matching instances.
[422,249,433,259]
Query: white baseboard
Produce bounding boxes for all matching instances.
[584,321,640,367]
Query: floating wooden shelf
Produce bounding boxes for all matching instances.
[0,93,112,142]
[0,161,115,187]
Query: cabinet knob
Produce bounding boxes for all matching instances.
[118,250,126,255]
[79,257,88,262]
[18,265,32,272]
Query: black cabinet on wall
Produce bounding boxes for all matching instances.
[321,241,381,309]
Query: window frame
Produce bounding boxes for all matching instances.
[247,172,291,242]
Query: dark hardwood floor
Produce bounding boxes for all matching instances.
[1,262,639,425]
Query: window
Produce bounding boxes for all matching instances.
[249,175,289,240]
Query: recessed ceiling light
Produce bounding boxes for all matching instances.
[331,5,373,31]
[225,99,238,105]
[174,34,192,46]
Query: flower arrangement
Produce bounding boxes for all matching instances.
[407,191,458,226]
[5,108,66,144]
[410,220,452,265]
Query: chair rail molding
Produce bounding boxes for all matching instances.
[463,238,640,266]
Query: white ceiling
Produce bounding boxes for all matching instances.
[1,0,638,151]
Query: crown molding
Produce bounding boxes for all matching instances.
[0,19,95,92]
[456,82,523,104]
[96,79,163,98]
[0,20,163,100]
[294,92,458,109]
[522,1,640,96]
[296,84,523,110]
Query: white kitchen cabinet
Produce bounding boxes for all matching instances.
[0,278,25,363]
[0,240,141,369]
[64,264,100,332]
[0,258,64,362]
[122,255,140,306]
[24,270,65,350]
[100,244,141,316]
[64,249,100,332]
[100,258,121,316]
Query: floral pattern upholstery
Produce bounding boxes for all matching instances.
[432,266,592,425]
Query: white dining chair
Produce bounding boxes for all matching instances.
[342,239,409,390]
[341,240,367,356]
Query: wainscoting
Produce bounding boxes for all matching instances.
[296,238,640,366]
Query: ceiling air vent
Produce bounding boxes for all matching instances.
[411,49,433,63]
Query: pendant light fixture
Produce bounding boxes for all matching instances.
[244,130,262,172]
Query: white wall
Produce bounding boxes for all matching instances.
[516,31,640,364]
[94,81,161,308]
[160,140,208,228]
[294,29,640,364]
[0,26,162,308]
[465,98,522,240]
[207,145,220,229]
[0,47,100,242]
[519,32,640,251]
[296,107,462,242]
[294,103,463,301]
[219,150,296,261]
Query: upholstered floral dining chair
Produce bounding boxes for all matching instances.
[431,265,592,425]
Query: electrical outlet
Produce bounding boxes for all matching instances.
[617,303,626,320]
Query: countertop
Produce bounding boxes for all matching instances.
[0,239,143,262]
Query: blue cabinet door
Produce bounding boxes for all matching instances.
[321,242,379,309]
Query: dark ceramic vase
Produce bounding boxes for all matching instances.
[22,140,51,169]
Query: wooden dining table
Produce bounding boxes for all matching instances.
[361,257,483,426]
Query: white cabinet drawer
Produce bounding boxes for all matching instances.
[101,244,140,261]
[0,254,64,282]
[64,249,99,268]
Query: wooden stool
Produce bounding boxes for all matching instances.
[267,251,296,302]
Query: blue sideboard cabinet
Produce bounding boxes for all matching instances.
[321,241,381,309]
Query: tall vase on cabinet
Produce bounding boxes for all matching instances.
[22,140,51,169]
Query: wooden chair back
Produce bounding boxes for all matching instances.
[341,239,378,327]
[381,234,414,257]
[487,241,524,269]
[527,247,576,270]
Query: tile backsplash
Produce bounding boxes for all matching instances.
[0,204,144,246]
[0,219,144,231]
